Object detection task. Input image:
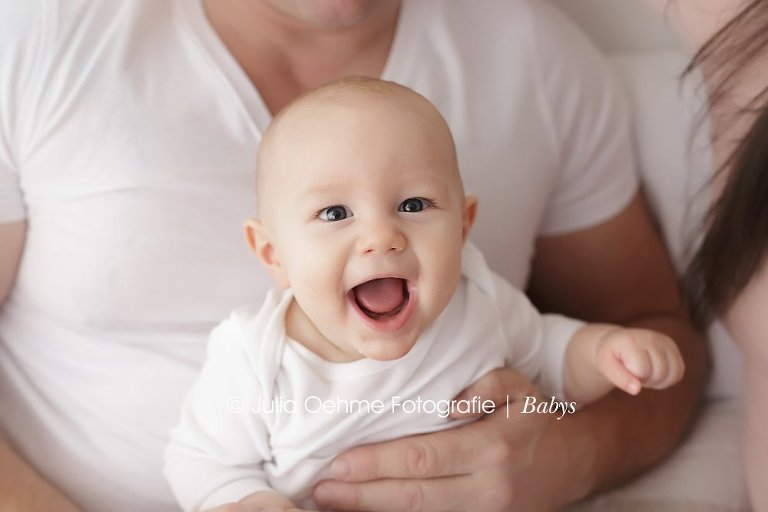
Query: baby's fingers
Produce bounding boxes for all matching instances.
[646,343,685,389]
[597,346,644,395]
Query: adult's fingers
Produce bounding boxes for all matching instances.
[313,408,548,511]
[314,474,475,512]
[316,394,553,512]
[326,368,542,483]
[326,420,486,482]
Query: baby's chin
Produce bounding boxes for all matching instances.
[354,334,420,361]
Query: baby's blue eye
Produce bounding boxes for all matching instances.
[319,205,351,222]
[398,198,431,213]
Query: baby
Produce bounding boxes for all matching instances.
[164,77,684,512]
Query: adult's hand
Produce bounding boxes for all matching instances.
[209,505,311,512]
[313,368,563,512]
[207,490,313,512]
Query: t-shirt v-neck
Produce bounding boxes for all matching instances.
[179,0,419,133]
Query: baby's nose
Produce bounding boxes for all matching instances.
[358,222,406,255]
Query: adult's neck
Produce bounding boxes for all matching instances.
[203,0,402,114]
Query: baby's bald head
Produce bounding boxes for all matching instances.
[255,77,463,223]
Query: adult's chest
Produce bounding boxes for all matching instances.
[14,32,268,330]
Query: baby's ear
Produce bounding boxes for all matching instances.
[462,195,478,241]
[244,219,290,289]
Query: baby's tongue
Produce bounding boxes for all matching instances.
[354,278,404,314]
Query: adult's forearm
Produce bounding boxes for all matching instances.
[0,221,26,305]
[0,436,81,512]
[545,311,710,504]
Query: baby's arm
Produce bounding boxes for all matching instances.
[563,324,685,404]
[164,314,291,511]
[488,266,684,404]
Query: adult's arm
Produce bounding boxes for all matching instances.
[312,193,710,511]
[0,221,81,511]
[0,221,25,304]
[525,192,709,496]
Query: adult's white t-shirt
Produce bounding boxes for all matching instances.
[0,0,636,510]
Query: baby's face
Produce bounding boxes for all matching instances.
[251,90,475,361]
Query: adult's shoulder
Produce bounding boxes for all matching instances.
[409,0,607,83]
[434,1,637,236]
[428,0,594,50]
[0,0,102,48]
[0,0,48,72]
[0,0,48,172]
[517,0,610,71]
[0,1,116,92]
[0,0,173,59]
[0,0,45,41]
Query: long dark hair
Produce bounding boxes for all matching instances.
[683,0,768,327]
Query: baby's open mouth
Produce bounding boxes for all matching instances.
[350,277,409,320]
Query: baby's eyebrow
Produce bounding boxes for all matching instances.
[297,182,342,205]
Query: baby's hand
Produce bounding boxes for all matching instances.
[595,327,685,395]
